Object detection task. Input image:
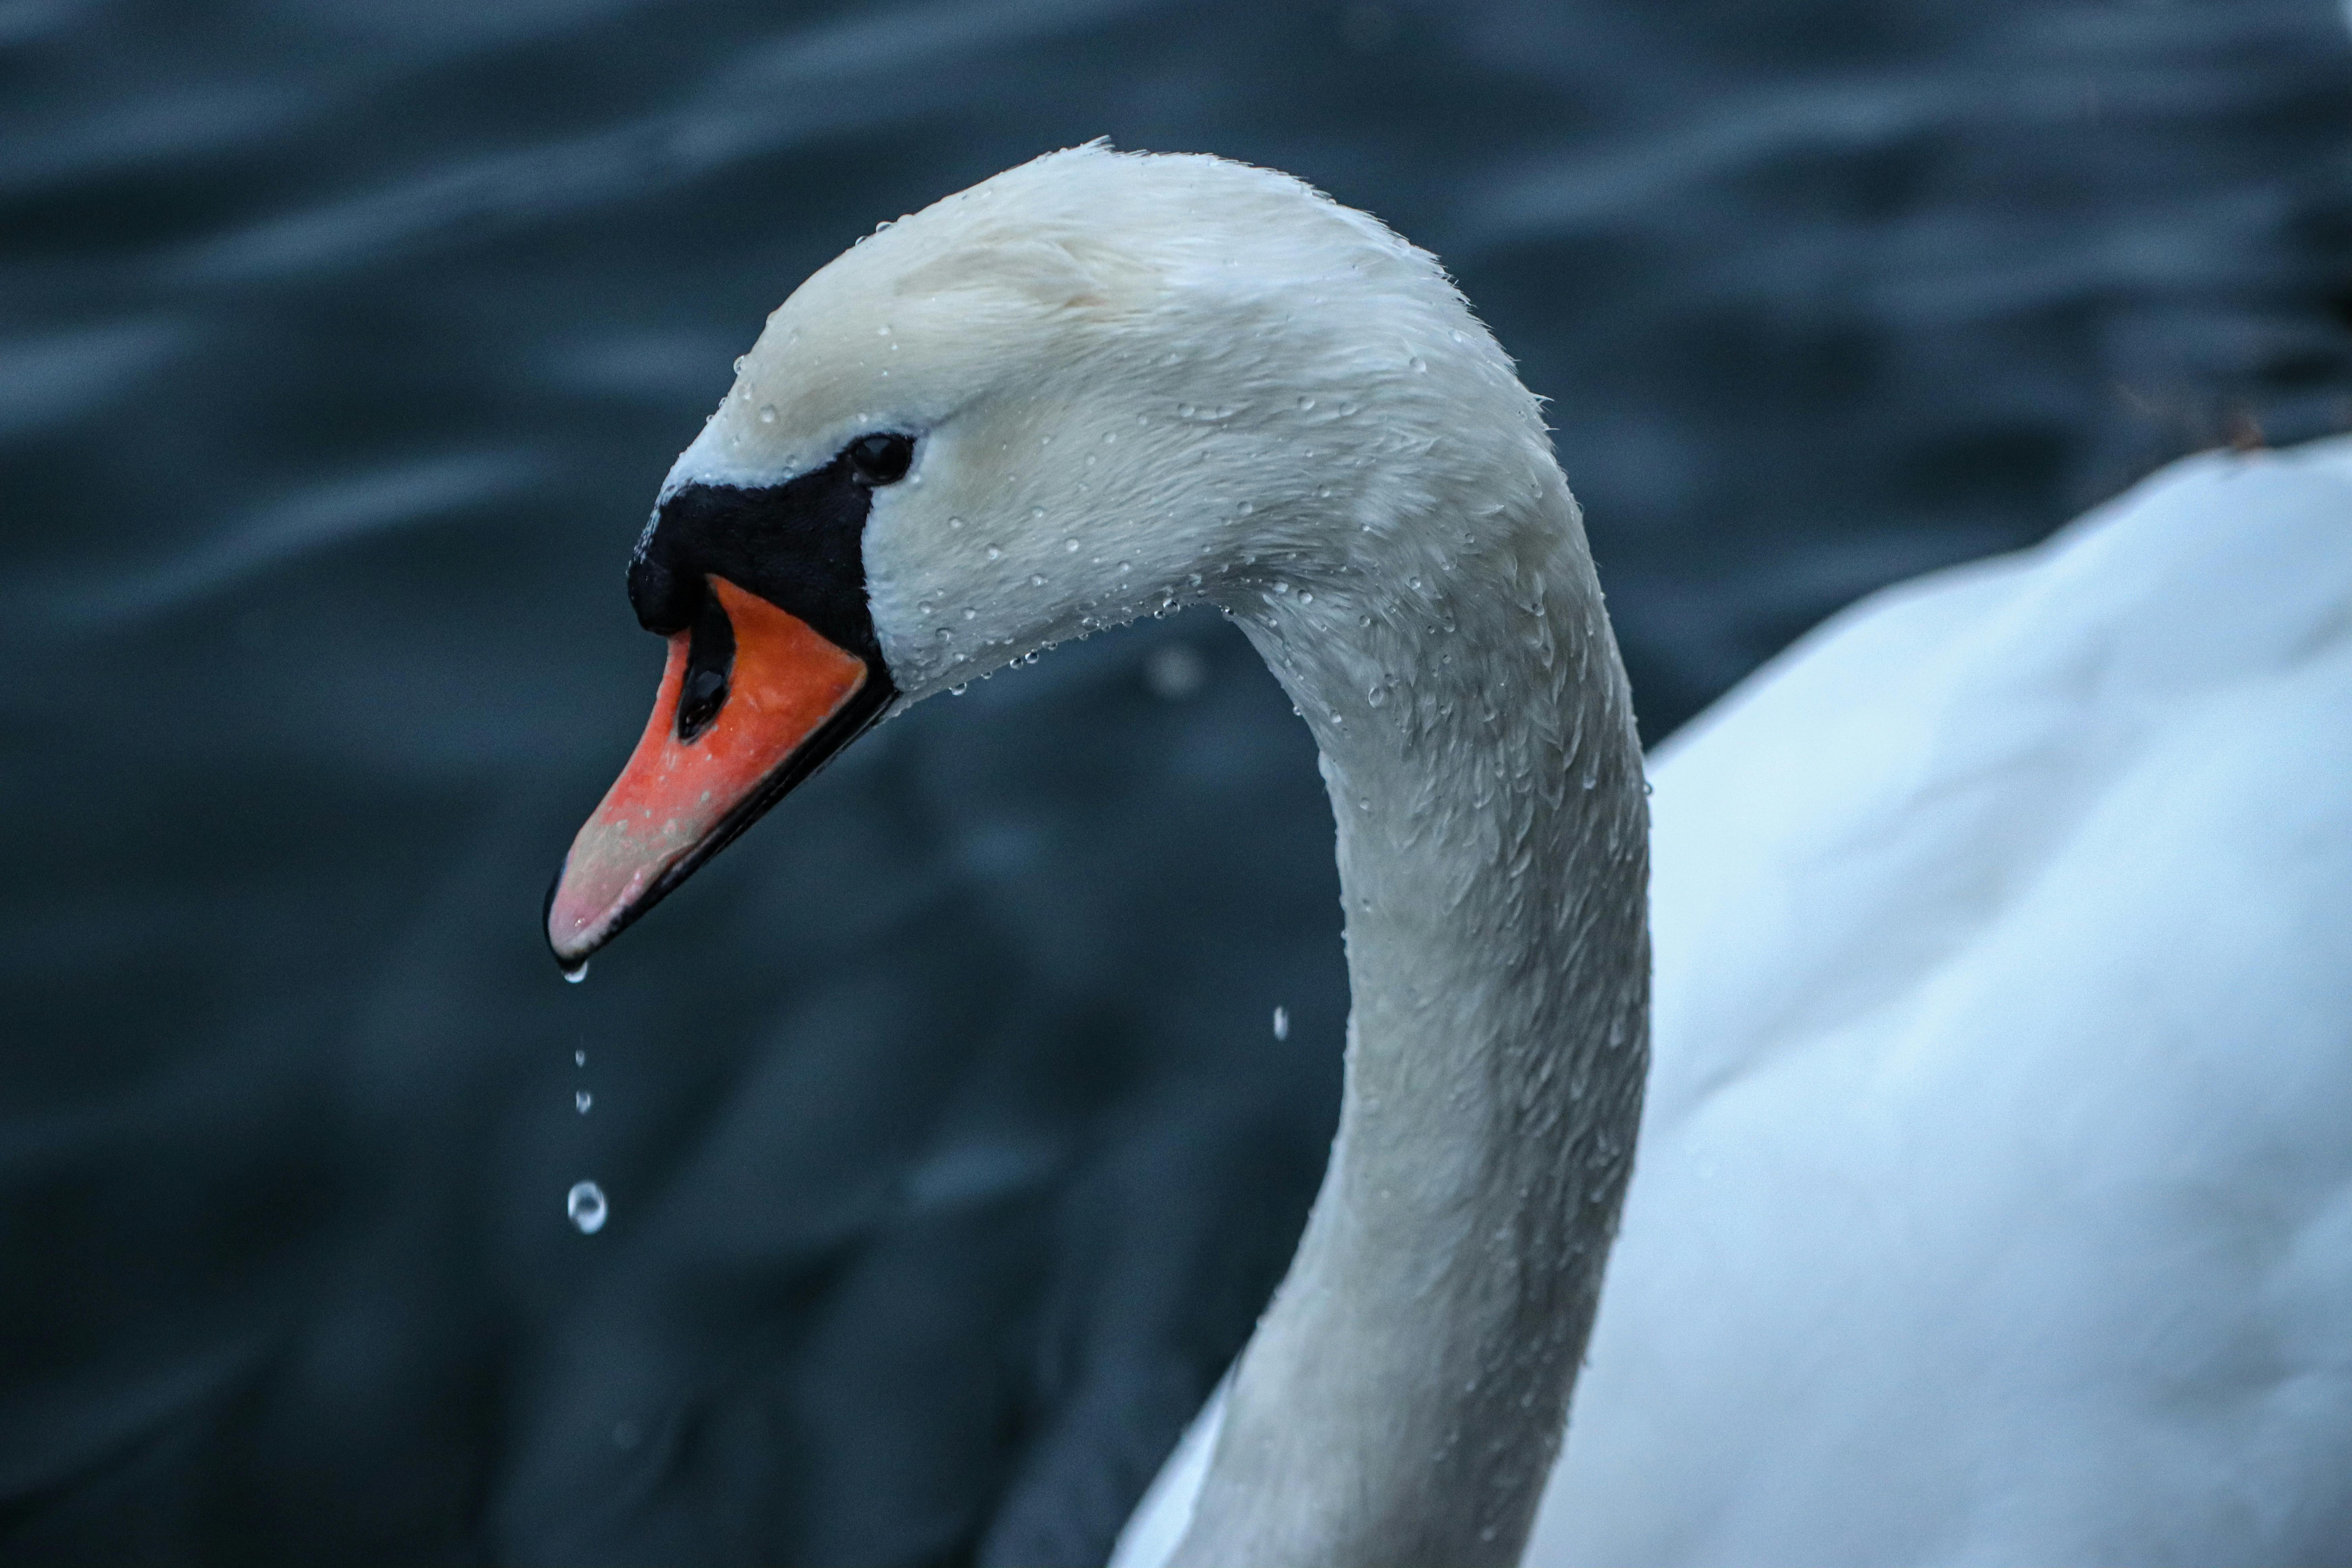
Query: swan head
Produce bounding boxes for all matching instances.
[546,143,1558,967]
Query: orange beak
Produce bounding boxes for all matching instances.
[545,575,883,970]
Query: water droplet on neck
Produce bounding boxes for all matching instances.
[985,545,1002,561]
[567,1181,608,1234]
[757,405,776,424]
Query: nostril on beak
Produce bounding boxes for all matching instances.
[677,589,736,742]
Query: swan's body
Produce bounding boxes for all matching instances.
[550,146,1647,1567]
[1124,437,2352,1567]
[1540,436,2352,1567]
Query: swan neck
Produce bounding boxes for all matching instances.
[1171,496,1652,1567]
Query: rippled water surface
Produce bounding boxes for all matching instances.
[4,1,2348,1562]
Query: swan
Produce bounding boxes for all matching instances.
[1126,432,2352,1567]
[545,143,2352,1564]
[547,142,1649,1567]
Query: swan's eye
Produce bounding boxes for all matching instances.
[847,432,914,486]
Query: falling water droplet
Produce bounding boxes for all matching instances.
[564,962,589,985]
[1272,1005,1290,1042]
[567,1181,608,1234]
[574,1049,586,1068]
[576,1091,593,1115]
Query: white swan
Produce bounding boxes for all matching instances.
[545,145,2352,1564]
[1127,433,2352,1566]
[548,143,1649,1567]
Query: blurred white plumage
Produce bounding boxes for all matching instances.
[1533,435,2352,1565]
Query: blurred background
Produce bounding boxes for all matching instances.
[3,0,2348,1562]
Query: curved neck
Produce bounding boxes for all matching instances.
[1172,485,1651,1568]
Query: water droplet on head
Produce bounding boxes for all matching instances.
[758,405,777,424]
[1030,573,1046,587]
[567,1181,608,1234]
[1064,538,1080,553]
[1272,1005,1290,1042]
[985,545,1002,561]
[1410,356,1428,373]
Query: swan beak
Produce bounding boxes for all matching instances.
[545,575,876,970]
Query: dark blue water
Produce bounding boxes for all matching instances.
[4,1,2348,1562]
